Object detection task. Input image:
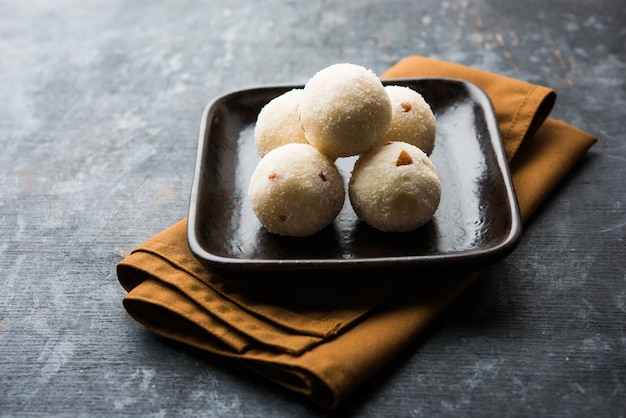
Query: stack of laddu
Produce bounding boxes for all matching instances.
[248,63,441,237]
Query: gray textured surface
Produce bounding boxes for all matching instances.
[1,0,624,416]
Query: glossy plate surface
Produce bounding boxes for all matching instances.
[188,78,522,277]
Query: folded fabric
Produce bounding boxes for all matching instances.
[117,56,596,409]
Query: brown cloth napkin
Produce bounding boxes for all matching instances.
[117,56,596,409]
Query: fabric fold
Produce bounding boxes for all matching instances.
[117,55,596,409]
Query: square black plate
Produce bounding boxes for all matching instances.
[187,78,522,277]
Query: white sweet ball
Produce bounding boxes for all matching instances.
[349,141,441,232]
[381,85,437,155]
[254,89,308,157]
[298,63,392,159]
[248,143,345,237]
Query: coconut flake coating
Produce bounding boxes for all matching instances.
[381,85,437,155]
[254,89,308,157]
[298,63,392,159]
[349,141,441,232]
[248,143,345,237]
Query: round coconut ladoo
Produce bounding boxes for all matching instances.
[381,85,437,155]
[349,141,441,232]
[298,63,392,159]
[254,88,308,157]
[248,143,345,237]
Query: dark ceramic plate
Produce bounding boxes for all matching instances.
[187,78,522,277]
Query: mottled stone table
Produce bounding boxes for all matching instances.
[1,0,624,416]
